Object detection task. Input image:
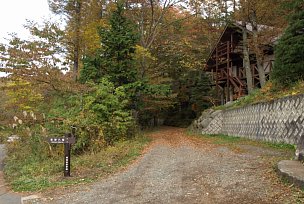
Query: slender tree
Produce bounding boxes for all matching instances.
[250,9,266,87]
[49,0,83,81]
[241,21,254,93]
[48,0,105,81]
[237,0,287,88]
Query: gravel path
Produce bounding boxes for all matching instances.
[41,127,296,204]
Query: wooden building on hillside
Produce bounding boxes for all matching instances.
[205,22,275,104]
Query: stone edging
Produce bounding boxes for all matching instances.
[277,160,304,188]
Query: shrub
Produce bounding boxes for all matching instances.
[82,78,136,146]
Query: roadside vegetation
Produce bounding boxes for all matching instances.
[0,0,303,193]
[1,89,151,192]
[4,134,149,192]
[215,80,304,110]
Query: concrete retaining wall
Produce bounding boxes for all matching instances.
[190,94,304,144]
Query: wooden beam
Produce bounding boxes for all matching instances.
[216,46,219,90]
[227,41,230,101]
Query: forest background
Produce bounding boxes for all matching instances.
[0,0,303,191]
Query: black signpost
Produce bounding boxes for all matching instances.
[47,127,76,177]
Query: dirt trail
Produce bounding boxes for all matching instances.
[41,127,297,204]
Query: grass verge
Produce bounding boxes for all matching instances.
[188,131,295,154]
[4,135,150,192]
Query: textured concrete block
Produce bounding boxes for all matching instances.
[277,160,304,188]
[191,94,304,145]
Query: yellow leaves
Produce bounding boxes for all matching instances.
[288,80,304,96]
[134,45,157,78]
[290,88,300,96]
[260,81,273,94]
[134,45,156,61]
[81,20,108,56]
[6,80,30,87]
[246,80,304,106]
[4,79,43,111]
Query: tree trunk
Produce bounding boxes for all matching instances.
[73,42,79,81]
[242,22,253,94]
[73,0,82,81]
[233,0,236,12]
[250,11,266,87]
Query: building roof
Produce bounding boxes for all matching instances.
[205,22,250,69]
[205,21,278,70]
